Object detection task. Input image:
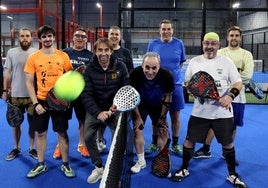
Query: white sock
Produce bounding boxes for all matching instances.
[137,153,145,162]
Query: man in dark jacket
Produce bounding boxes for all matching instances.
[81,38,130,184]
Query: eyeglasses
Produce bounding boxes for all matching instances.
[41,34,53,39]
[74,34,87,39]
[203,41,218,46]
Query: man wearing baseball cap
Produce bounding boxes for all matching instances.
[171,32,247,188]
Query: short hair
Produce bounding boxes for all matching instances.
[19,28,32,37]
[74,27,87,33]
[109,26,121,31]
[37,25,56,39]
[159,19,173,28]
[93,38,113,53]
[142,52,160,64]
[227,26,242,36]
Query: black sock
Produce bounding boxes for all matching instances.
[62,161,69,166]
[38,161,45,166]
[202,144,210,152]
[222,147,236,175]
[152,135,158,145]
[172,136,179,146]
[181,145,194,169]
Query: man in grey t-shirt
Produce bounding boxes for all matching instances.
[2,28,38,161]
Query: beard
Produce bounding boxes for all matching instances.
[230,40,239,48]
[20,41,31,51]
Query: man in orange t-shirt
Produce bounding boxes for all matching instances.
[24,25,75,179]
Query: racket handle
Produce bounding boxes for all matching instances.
[110,105,117,112]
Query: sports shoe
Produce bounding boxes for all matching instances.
[96,138,107,152]
[227,174,247,188]
[77,144,90,157]
[28,149,38,160]
[87,166,104,184]
[27,163,47,178]
[221,154,239,166]
[130,160,146,173]
[193,147,211,159]
[145,143,158,155]
[53,144,61,159]
[172,168,190,182]
[61,164,75,178]
[5,148,21,161]
[170,144,183,157]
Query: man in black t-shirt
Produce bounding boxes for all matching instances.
[129,52,174,174]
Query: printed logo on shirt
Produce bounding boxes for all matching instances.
[112,73,117,79]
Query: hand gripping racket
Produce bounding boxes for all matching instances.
[247,79,264,99]
[151,138,171,178]
[100,85,140,188]
[46,89,70,111]
[6,101,24,127]
[187,71,220,101]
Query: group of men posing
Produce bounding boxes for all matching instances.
[2,19,252,188]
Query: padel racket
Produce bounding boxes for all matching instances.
[151,138,171,178]
[100,85,140,188]
[247,79,264,99]
[46,89,70,111]
[6,101,24,127]
[187,71,220,101]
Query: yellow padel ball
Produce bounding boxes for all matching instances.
[54,71,85,102]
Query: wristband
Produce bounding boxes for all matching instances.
[33,103,40,108]
[3,89,7,92]
[228,88,240,99]
[228,93,235,100]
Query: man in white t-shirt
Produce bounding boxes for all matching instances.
[171,32,247,188]
[193,26,254,166]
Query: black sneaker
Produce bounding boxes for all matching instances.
[193,147,211,159]
[5,148,21,161]
[172,168,190,182]
[28,149,38,160]
[227,173,247,188]
[221,154,239,166]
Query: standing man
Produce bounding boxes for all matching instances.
[81,38,129,184]
[108,26,134,72]
[147,19,186,156]
[130,52,174,174]
[193,26,254,165]
[2,28,37,161]
[96,25,134,152]
[172,32,247,188]
[52,27,93,159]
[24,25,75,178]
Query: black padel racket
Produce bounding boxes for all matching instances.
[187,71,220,101]
[247,79,264,99]
[151,138,171,178]
[46,89,70,111]
[6,101,24,127]
[100,85,140,188]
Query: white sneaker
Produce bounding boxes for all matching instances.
[96,138,107,152]
[130,160,146,173]
[227,174,247,188]
[87,166,104,184]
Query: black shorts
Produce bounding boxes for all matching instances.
[66,96,86,121]
[31,100,69,133]
[186,116,235,146]
[138,105,162,126]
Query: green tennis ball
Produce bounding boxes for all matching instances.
[54,70,85,102]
